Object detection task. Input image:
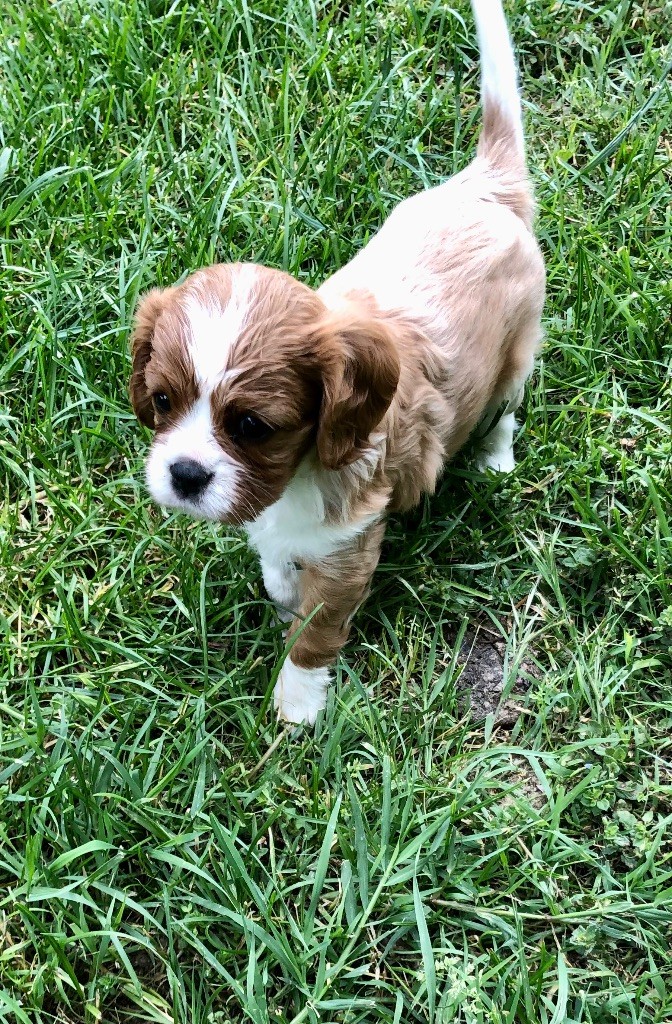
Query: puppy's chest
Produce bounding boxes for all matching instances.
[245,478,376,566]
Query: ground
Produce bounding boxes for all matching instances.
[1,1,671,1022]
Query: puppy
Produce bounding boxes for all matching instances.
[129,0,545,724]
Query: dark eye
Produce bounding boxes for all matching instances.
[233,413,273,443]
[153,392,171,414]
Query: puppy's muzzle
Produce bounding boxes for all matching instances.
[169,459,214,499]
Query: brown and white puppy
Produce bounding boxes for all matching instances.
[129,0,545,724]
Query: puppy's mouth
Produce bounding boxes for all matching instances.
[165,491,235,523]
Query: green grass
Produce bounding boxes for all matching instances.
[1,0,672,1020]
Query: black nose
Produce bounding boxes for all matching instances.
[169,459,214,499]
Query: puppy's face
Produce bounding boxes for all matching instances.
[129,264,400,525]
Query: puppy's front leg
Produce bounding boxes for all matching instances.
[261,558,301,623]
[274,520,385,724]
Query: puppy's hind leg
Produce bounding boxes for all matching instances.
[474,390,522,474]
[476,311,542,475]
[475,412,517,473]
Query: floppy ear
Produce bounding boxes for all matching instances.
[315,312,400,470]
[129,289,169,428]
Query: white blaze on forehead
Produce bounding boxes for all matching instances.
[162,394,222,465]
[185,264,258,392]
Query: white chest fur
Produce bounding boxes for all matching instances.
[245,469,376,567]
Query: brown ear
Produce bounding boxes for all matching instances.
[129,289,169,428]
[315,311,400,470]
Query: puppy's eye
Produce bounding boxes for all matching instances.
[233,413,273,443]
[153,392,171,414]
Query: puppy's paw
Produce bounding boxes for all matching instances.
[274,660,331,725]
[475,411,517,474]
[476,446,516,474]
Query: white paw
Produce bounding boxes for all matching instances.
[274,660,331,724]
[476,446,516,473]
[475,411,517,473]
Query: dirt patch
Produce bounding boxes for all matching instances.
[456,629,536,726]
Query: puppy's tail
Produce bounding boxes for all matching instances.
[471,0,526,173]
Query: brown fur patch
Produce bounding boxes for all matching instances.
[289,519,386,670]
[476,99,535,229]
[314,310,400,470]
[130,286,200,431]
[130,289,172,428]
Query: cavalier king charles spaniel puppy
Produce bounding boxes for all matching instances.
[130,0,545,724]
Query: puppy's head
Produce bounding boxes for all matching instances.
[129,264,399,524]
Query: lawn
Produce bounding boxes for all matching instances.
[1,0,671,1021]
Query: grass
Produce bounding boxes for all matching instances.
[1,0,671,1020]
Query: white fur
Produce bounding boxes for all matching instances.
[319,192,530,339]
[145,395,242,519]
[274,658,331,724]
[246,463,379,567]
[475,412,517,473]
[186,264,257,388]
[471,0,524,156]
[261,558,300,622]
[250,458,382,647]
